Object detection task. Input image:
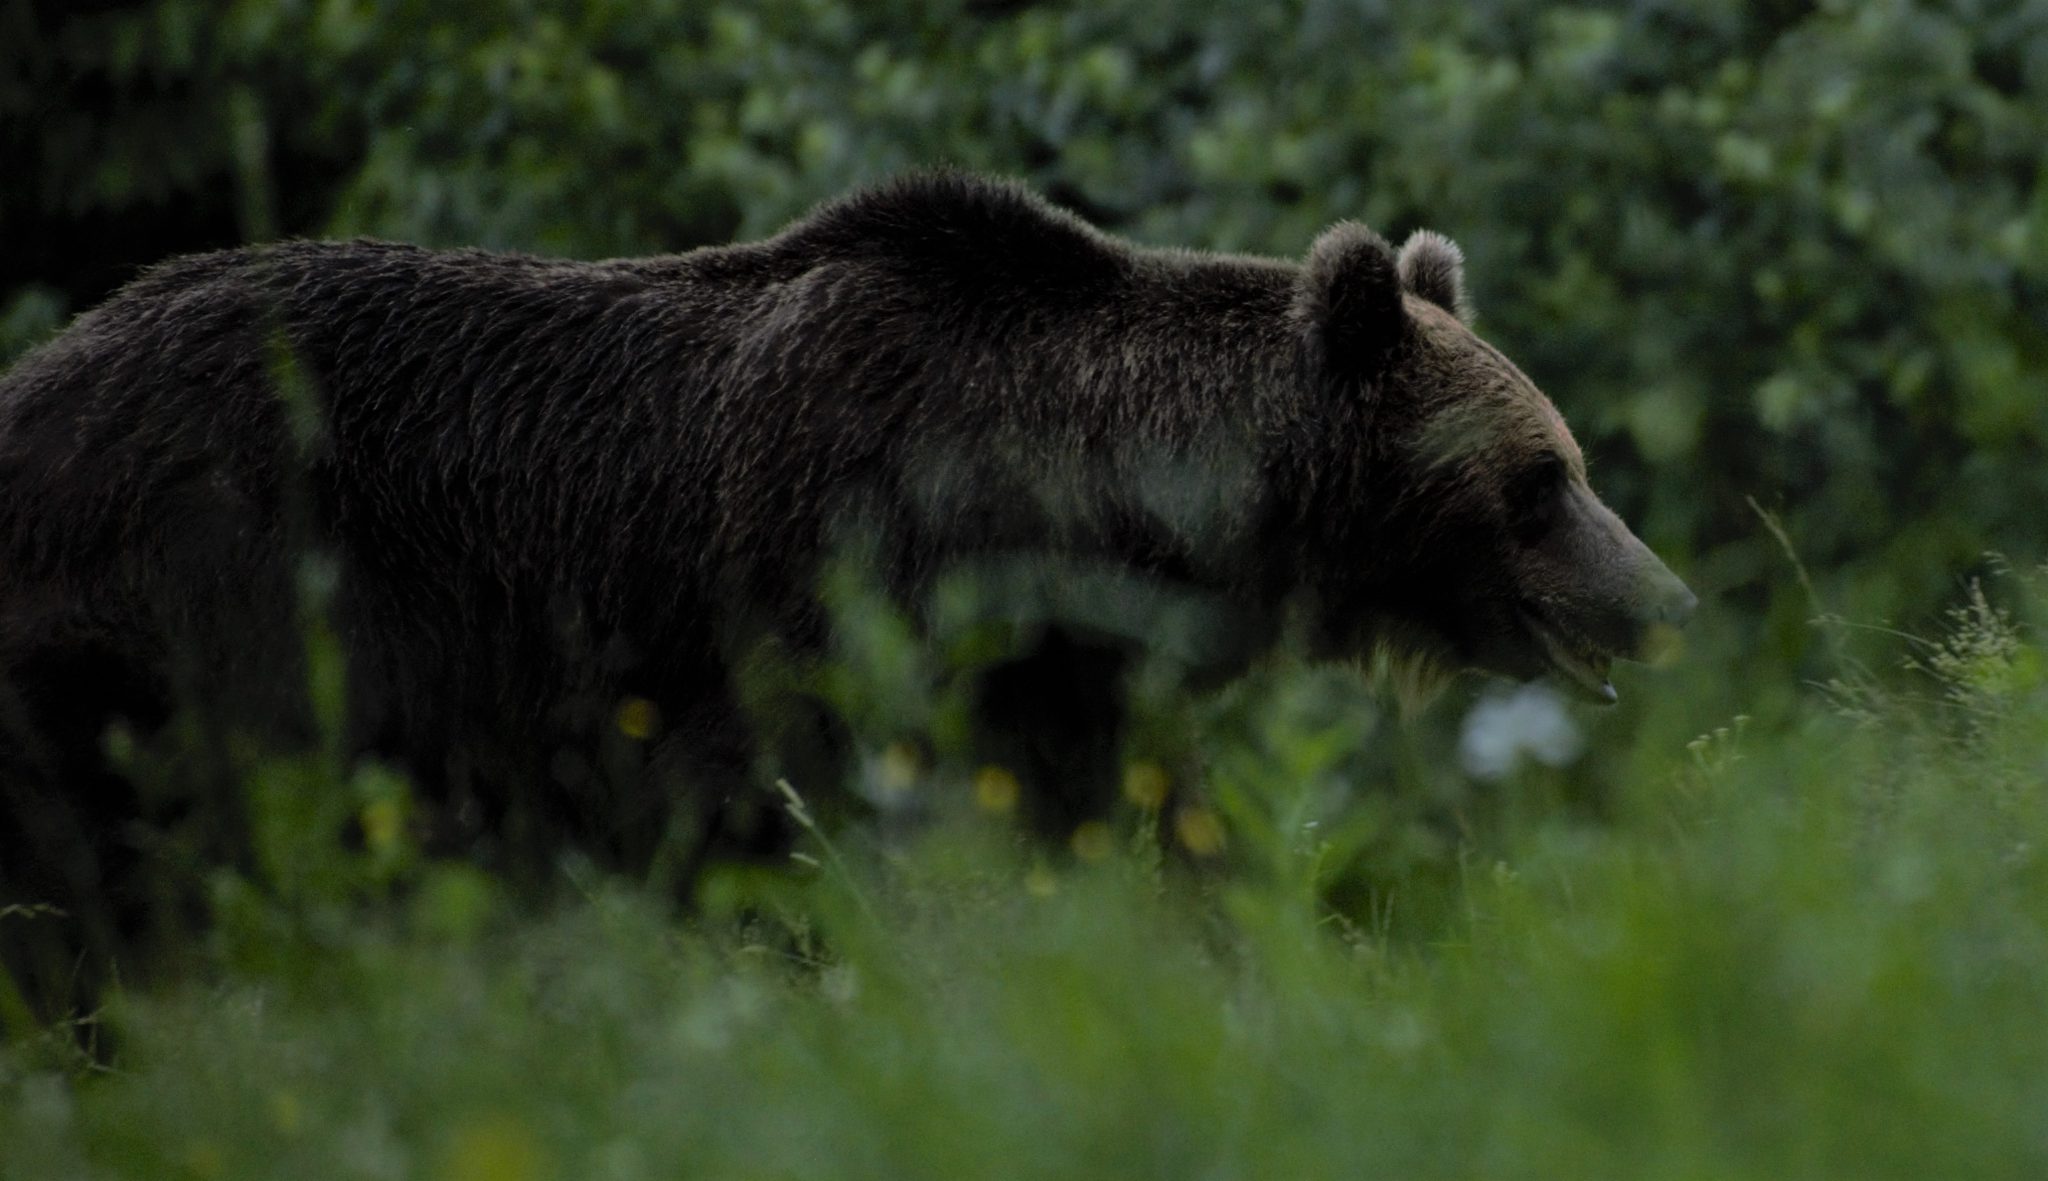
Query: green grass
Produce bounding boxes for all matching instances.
[5,574,2047,1180]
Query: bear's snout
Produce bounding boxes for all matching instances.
[1642,569,1698,629]
[1507,486,1697,699]
[1621,559,1697,665]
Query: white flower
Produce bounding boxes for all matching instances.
[1459,683,1584,781]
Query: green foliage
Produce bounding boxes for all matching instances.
[5,569,2048,1178]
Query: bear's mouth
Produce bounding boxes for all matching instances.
[1518,606,1617,705]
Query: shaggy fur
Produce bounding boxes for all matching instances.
[0,173,1692,1008]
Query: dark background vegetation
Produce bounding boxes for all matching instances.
[7,0,2046,654]
[9,0,2047,866]
[4,2,2048,1176]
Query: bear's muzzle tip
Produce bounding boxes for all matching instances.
[1662,583,1700,627]
[1637,564,1698,627]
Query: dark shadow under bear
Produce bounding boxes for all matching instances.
[0,174,1694,1012]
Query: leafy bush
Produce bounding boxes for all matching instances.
[4,568,2046,1178]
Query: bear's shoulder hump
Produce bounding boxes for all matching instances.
[765,171,1128,295]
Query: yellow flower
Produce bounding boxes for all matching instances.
[1175,807,1227,857]
[359,797,405,854]
[973,765,1020,814]
[1069,821,1114,861]
[1121,761,1170,810]
[614,696,659,740]
[439,1115,547,1181]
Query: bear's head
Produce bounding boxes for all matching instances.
[1293,223,1696,704]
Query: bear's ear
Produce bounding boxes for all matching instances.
[1295,222,1405,382]
[1396,230,1470,322]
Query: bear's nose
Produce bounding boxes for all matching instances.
[1627,569,1697,664]
[1648,576,1697,628]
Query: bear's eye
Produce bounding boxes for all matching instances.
[1505,454,1567,541]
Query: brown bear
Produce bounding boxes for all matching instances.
[0,173,1692,1006]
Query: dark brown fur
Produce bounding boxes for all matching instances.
[0,174,1690,1011]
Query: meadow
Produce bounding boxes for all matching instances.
[4,561,2045,1180]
